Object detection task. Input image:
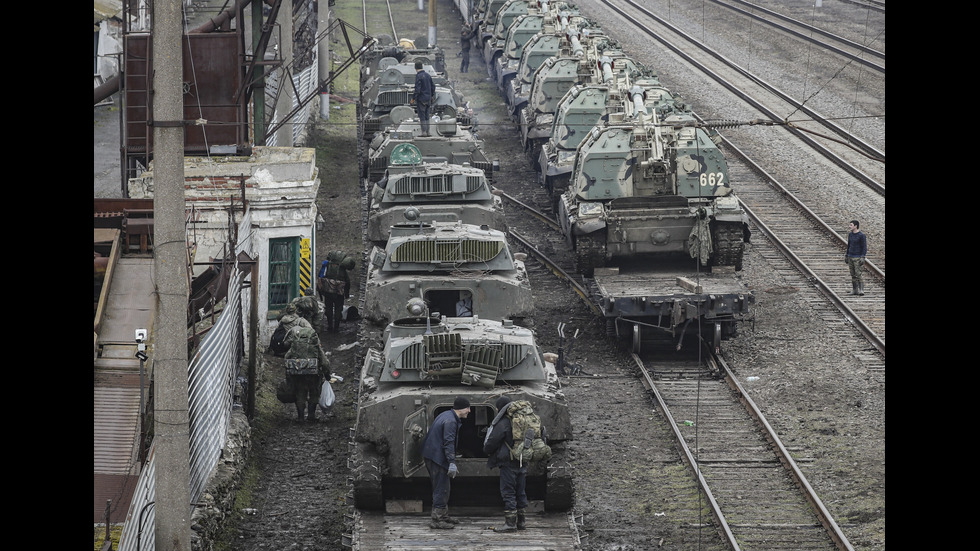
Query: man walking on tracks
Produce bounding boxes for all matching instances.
[483,395,528,532]
[318,250,355,332]
[845,220,867,296]
[412,60,435,137]
[421,397,471,529]
[283,324,333,422]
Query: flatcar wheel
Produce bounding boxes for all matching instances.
[632,323,642,354]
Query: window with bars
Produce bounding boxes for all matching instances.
[269,237,298,311]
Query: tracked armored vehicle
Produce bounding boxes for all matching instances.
[360,61,471,141]
[557,110,750,276]
[482,0,530,77]
[367,144,507,244]
[365,115,497,184]
[363,221,534,326]
[506,15,595,117]
[539,70,680,203]
[359,35,445,86]
[351,314,573,511]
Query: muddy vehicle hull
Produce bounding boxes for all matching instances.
[351,317,573,511]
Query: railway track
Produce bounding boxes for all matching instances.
[595,0,885,195]
[629,337,853,550]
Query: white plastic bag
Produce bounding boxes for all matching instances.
[319,380,335,410]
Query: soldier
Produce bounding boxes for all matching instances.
[283,324,333,422]
[290,287,323,328]
[421,397,470,529]
[269,303,313,356]
[483,395,528,532]
[318,250,356,332]
[460,22,475,73]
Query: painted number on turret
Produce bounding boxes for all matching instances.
[700,172,725,187]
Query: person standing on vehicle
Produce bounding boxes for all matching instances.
[412,61,435,137]
[483,395,528,532]
[319,250,355,332]
[283,324,333,423]
[460,22,474,73]
[845,220,867,296]
[421,397,471,529]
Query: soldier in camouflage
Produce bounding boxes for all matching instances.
[290,287,323,328]
[319,251,356,333]
[283,324,333,422]
[269,303,313,356]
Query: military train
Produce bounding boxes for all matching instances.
[349,0,758,511]
[352,36,573,512]
[473,0,750,274]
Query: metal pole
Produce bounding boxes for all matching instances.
[252,0,266,144]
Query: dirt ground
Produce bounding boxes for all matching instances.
[211,1,884,550]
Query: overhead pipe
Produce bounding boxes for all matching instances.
[94,0,270,105]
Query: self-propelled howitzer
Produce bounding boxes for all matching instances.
[557,110,750,275]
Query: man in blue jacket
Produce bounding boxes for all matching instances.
[412,60,435,137]
[845,220,867,296]
[421,396,470,529]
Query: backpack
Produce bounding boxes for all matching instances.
[270,324,289,356]
[505,400,552,466]
[322,251,352,280]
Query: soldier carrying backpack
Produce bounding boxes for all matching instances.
[283,325,333,423]
[318,250,355,333]
[483,396,551,532]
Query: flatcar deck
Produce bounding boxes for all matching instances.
[351,505,581,550]
[590,267,753,323]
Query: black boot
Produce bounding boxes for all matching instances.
[498,510,518,532]
[858,282,865,296]
[516,508,526,530]
[429,507,455,530]
[295,403,305,422]
[307,402,318,423]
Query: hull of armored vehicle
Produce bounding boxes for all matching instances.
[366,158,507,244]
[366,121,497,184]
[558,114,749,276]
[351,317,573,511]
[363,221,534,326]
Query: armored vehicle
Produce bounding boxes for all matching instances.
[360,61,470,141]
[557,110,750,276]
[506,15,593,118]
[492,7,547,93]
[367,144,507,244]
[350,314,573,511]
[539,70,680,203]
[363,221,534,326]
[359,35,445,86]
[482,0,530,76]
[365,115,497,184]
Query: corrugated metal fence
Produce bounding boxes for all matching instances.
[117,208,254,551]
[265,52,320,147]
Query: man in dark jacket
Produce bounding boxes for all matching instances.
[318,250,355,332]
[482,395,528,532]
[421,397,471,529]
[845,219,868,296]
[460,22,474,73]
[412,61,435,136]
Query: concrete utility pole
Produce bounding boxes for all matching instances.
[428,0,438,48]
[274,5,294,146]
[318,1,331,120]
[152,0,192,549]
